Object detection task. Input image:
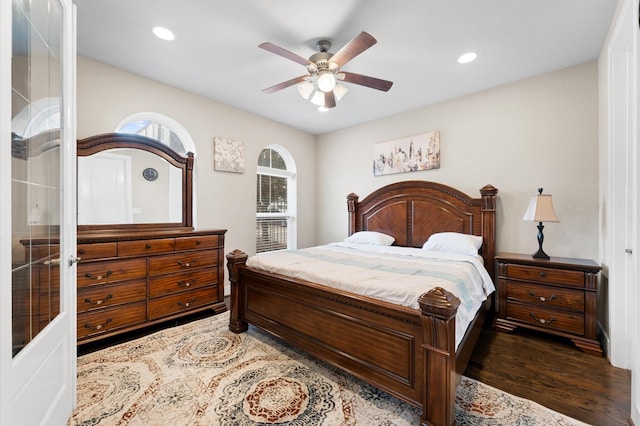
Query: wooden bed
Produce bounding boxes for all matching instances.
[226,181,498,426]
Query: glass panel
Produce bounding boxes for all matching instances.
[258,148,286,170]
[119,119,187,155]
[256,174,287,213]
[256,217,288,253]
[11,0,63,356]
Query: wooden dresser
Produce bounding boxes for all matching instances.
[76,229,227,344]
[493,252,602,356]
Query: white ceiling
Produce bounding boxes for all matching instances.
[74,0,618,135]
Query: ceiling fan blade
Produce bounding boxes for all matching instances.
[324,91,336,108]
[340,72,393,92]
[262,75,308,94]
[259,42,314,67]
[330,31,377,67]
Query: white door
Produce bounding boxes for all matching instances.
[78,153,134,224]
[0,0,77,425]
[606,0,639,422]
[608,0,638,370]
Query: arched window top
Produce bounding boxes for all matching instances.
[115,112,196,157]
[258,144,296,175]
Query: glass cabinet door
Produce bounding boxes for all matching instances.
[1,0,76,424]
[11,0,64,356]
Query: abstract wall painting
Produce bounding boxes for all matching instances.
[214,137,245,173]
[373,130,440,176]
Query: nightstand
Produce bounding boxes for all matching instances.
[493,253,603,356]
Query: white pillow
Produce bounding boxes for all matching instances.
[344,231,395,246]
[422,232,483,256]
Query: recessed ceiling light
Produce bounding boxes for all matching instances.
[457,52,478,64]
[152,26,175,41]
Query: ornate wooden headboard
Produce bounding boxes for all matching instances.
[347,181,498,278]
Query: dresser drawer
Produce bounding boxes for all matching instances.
[175,235,220,251]
[77,280,147,313]
[148,287,216,320]
[505,264,584,288]
[507,281,584,311]
[77,301,147,339]
[149,268,218,298]
[77,242,117,260]
[77,258,147,287]
[148,250,217,276]
[118,238,175,256]
[506,302,584,335]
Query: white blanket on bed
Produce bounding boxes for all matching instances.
[246,242,495,349]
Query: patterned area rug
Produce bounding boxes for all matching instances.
[69,312,588,425]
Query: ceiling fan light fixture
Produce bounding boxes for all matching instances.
[310,91,325,106]
[333,84,348,101]
[297,81,315,99]
[317,72,336,92]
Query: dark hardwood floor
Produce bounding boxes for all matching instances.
[464,323,631,426]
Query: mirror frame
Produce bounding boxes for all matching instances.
[77,133,194,231]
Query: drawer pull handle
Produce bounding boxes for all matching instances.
[528,291,557,302]
[178,297,197,308]
[529,313,556,325]
[538,271,547,277]
[84,318,113,330]
[146,244,152,249]
[84,294,113,305]
[196,240,202,245]
[178,259,197,268]
[84,270,113,281]
[178,279,197,288]
[78,249,85,255]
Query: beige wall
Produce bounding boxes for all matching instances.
[77,56,318,288]
[78,57,600,286]
[316,62,600,261]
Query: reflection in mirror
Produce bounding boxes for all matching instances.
[78,148,182,225]
[77,133,194,231]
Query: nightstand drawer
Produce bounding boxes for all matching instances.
[505,264,584,288]
[507,282,584,311]
[506,302,584,335]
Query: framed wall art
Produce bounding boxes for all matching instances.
[214,136,245,173]
[372,130,440,176]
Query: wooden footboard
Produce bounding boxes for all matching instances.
[227,250,486,426]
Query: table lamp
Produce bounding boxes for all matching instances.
[522,188,559,260]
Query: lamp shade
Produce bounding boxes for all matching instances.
[522,194,559,223]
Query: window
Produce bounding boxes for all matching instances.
[115,112,194,155]
[256,146,296,253]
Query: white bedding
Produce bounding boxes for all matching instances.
[246,242,495,349]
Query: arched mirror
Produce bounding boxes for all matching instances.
[77,133,193,231]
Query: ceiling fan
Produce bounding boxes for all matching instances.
[259,31,393,109]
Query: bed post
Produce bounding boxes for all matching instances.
[479,184,498,280]
[418,287,461,426]
[347,192,359,236]
[226,249,249,333]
